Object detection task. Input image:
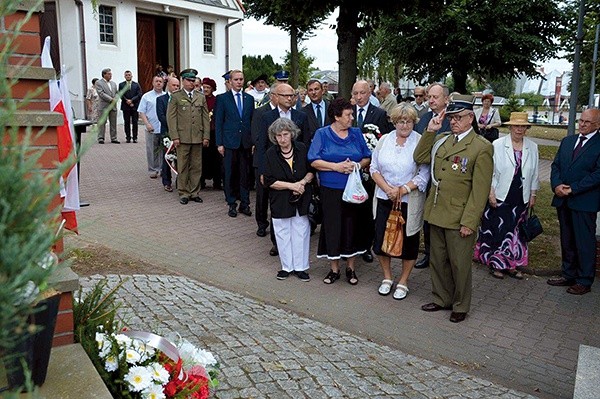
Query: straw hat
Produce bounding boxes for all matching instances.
[504,112,531,126]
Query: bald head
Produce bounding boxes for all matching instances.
[580,108,600,135]
[166,76,180,94]
[352,80,371,107]
[275,83,296,111]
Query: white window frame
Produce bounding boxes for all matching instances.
[203,22,214,54]
[98,5,116,44]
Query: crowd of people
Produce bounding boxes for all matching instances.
[86,67,600,323]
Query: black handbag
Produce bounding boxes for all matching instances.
[519,207,543,242]
[308,186,322,228]
[481,110,499,142]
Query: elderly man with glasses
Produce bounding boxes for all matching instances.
[412,86,429,118]
[413,94,493,323]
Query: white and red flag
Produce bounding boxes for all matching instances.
[41,36,80,233]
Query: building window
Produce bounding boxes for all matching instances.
[203,22,214,53]
[99,5,115,44]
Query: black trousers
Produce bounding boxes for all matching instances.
[223,147,251,207]
[557,205,597,287]
[123,109,139,141]
[254,169,277,246]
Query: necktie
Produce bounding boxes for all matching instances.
[188,92,193,100]
[236,92,243,117]
[572,135,588,159]
[316,104,322,127]
[358,108,364,128]
[453,135,459,146]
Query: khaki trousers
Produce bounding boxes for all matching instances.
[429,224,476,313]
[176,143,203,198]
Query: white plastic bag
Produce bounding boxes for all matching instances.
[342,163,369,204]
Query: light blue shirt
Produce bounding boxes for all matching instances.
[138,89,164,134]
[312,100,326,126]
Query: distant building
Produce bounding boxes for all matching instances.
[40,0,244,119]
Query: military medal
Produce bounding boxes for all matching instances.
[452,156,460,171]
[461,157,468,173]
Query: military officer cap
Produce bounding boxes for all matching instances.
[222,70,232,81]
[446,94,475,114]
[273,70,289,81]
[180,68,198,81]
[251,74,269,85]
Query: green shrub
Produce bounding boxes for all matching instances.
[500,95,524,121]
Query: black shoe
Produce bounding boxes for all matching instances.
[450,312,467,323]
[256,227,267,237]
[269,245,278,256]
[361,251,374,263]
[228,205,237,217]
[296,271,310,282]
[133,139,137,143]
[239,206,252,216]
[190,196,203,203]
[111,140,120,144]
[415,255,429,269]
[98,139,104,144]
[276,270,290,280]
[126,139,131,143]
[179,197,189,205]
[421,302,451,312]
[547,277,576,287]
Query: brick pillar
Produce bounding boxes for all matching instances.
[1,4,78,347]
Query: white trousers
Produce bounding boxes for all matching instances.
[272,212,310,272]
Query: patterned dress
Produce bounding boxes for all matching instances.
[474,150,529,270]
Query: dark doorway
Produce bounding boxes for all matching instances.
[40,1,60,74]
[136,13,179,92]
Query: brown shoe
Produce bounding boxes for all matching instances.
[566,284,591,295]
[421,302,451,312]
[450,312,467,323]
[547,277,575,287]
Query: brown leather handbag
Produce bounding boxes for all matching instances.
[381,198,405,257]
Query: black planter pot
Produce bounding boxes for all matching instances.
[2,294,60,391]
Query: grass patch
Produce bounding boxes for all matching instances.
[525,181,561,275]
[538,145,558,161]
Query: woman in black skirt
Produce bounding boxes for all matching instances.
[307,98,372,285]
[370,103,430,299]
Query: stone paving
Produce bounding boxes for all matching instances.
[68,125,600,399]
[80,274,535,399]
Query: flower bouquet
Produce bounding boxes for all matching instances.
[94,327,219,399]
[163,136,178,176]
[361,124,381,181]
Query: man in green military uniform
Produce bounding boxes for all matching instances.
[167,68,210,204]
[414,94,493,323]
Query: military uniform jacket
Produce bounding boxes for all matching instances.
[413,129,493,231]
[166,90,210,144]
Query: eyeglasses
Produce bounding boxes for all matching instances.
[415,94,424,97]
[446,113,472,122]
[275,93,296,98]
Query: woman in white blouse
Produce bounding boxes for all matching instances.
[370,103,430,300]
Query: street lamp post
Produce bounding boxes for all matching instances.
[588,23,600,108]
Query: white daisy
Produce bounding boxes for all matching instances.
[105,354,118,372]
[142,384,166,399]
[125,348,142,364]
[148,363,170,384]
[124,366,153,392]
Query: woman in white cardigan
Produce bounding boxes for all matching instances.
[370,103,430,299]
[474,112,539,279]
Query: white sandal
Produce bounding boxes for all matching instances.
[393,284,409,300]
[378,279,393,296]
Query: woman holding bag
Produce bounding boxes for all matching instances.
[308,98,371,285]
[371,103,430,299]
[474,94,501,142]
[474,112,539,279]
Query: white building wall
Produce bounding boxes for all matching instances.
[53,0,243,119]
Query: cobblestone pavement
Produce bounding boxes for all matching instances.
[69,125,600,399]
[80,274,535,399]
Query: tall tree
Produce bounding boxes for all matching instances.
[244,1,333,88]
[242,55,281,86]
[282,48,317,87]
[372,0,566,93]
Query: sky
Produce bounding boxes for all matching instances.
[241,10,573,77]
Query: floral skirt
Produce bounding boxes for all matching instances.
[474,202,529,270]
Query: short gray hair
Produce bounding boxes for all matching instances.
[268,118,300,145]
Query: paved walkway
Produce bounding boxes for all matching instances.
[69,126,600,399]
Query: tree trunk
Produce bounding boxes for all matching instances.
[337,4,360,99]
[452,68,468,94]
[290,25,299,89]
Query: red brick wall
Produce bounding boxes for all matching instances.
[2,9,73,346]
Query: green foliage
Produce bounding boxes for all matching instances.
[282,48,317,87]
[519,92,545,106]
[242,54,281,86]
[486,77,516,98]
[373,0,566,93]
[500,95,524,121]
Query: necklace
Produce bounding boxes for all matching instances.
[281,147,293,155]
[281,147,294,159]
[282,151,294,160]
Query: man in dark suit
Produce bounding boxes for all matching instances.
[256,83,310,256]
[351,80,393,263]
[252,84,278,238]
[302,79,332,141]
[548,108,600,295]
[215,69,255,217]
[119,70,142,143]
[156,76,180,192]
[413,83,451,269]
